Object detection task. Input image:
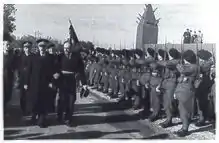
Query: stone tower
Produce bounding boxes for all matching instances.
[136,4,159,49]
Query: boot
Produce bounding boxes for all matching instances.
[148,114,159,122]
[195,120,206,127]
[38,115,48,128]
[174,128,189,137]
[159,119,173,128]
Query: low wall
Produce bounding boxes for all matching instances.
[142,43,216,54]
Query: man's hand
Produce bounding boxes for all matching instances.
[83,85,88,90]
[145,84,149,89]
[156,85,160,93]
[53,73,60,79]
[24,85,28,90]
[173,93,177,99]
[49,83,53,88]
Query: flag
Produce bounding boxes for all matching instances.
[69,19,79,44]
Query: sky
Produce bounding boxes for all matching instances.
[13,4,216,48]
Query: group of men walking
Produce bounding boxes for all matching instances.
[85,45,215,137]
[4,39,88,128]
[3,38,215,137]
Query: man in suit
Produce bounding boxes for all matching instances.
[25,39,56,128]
[56,40,87,126]
[19,41,34,115]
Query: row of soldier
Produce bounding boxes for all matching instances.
[3,38,215,137]
[84,46,215,137]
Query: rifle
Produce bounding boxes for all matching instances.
[212,45,215,65]
[164,37,167,61]
[180,37,184,64]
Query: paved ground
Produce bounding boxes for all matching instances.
[3,86,215,140]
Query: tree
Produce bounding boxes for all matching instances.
[4,4,17,41]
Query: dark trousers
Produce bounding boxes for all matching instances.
[4,72,14,113]
[20,88,27,114]
[150,87,161,116]
[57,74,76,121]
[163,89,175,121]
[141,86,150,113]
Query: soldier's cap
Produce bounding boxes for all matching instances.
[169,48,181,59]
[183,50,196,64]
[158,49,169,60]
[36,38,50,47]
[135,49,143,57]
[22,41,33,48]
[197,49,212,61]
[147,47,156,57]
[122,59,129,66]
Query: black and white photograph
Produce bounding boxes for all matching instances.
[2,0,217,140]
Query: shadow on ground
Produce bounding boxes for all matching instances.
[5,129,141,139]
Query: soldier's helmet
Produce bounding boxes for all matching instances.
[135,49,143,58]
[182,50,196,64]
[169,48,181,59]
[158,49,169,60]
[197,49,212,61]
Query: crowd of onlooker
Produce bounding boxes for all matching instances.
[183,29,203,44]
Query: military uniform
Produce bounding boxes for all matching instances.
[159,48,181,128]
[195,49,214,126]
[148,50,165,122]
[174,50,198,137]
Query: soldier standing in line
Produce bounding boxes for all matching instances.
[174,49,198,137]
[195,49,213,126]
[88,54,99,86]
[117,50,129,102]
[139,47,156,118]
[19,41,34,115]
[158,48,181,128]
[56,40,87,126]
[208,64,215,122]
[100,57,110,93]
[132,50,144,110]
[148,48,164,122]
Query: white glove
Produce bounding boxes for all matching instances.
[53,73,60,79]
[173,93,176,99]
[136,80,140,86]
[156,85,160,92]
[24,85,28,90]
[83,85,88,90]
[49,83,53,88]
[145,84,149,89]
